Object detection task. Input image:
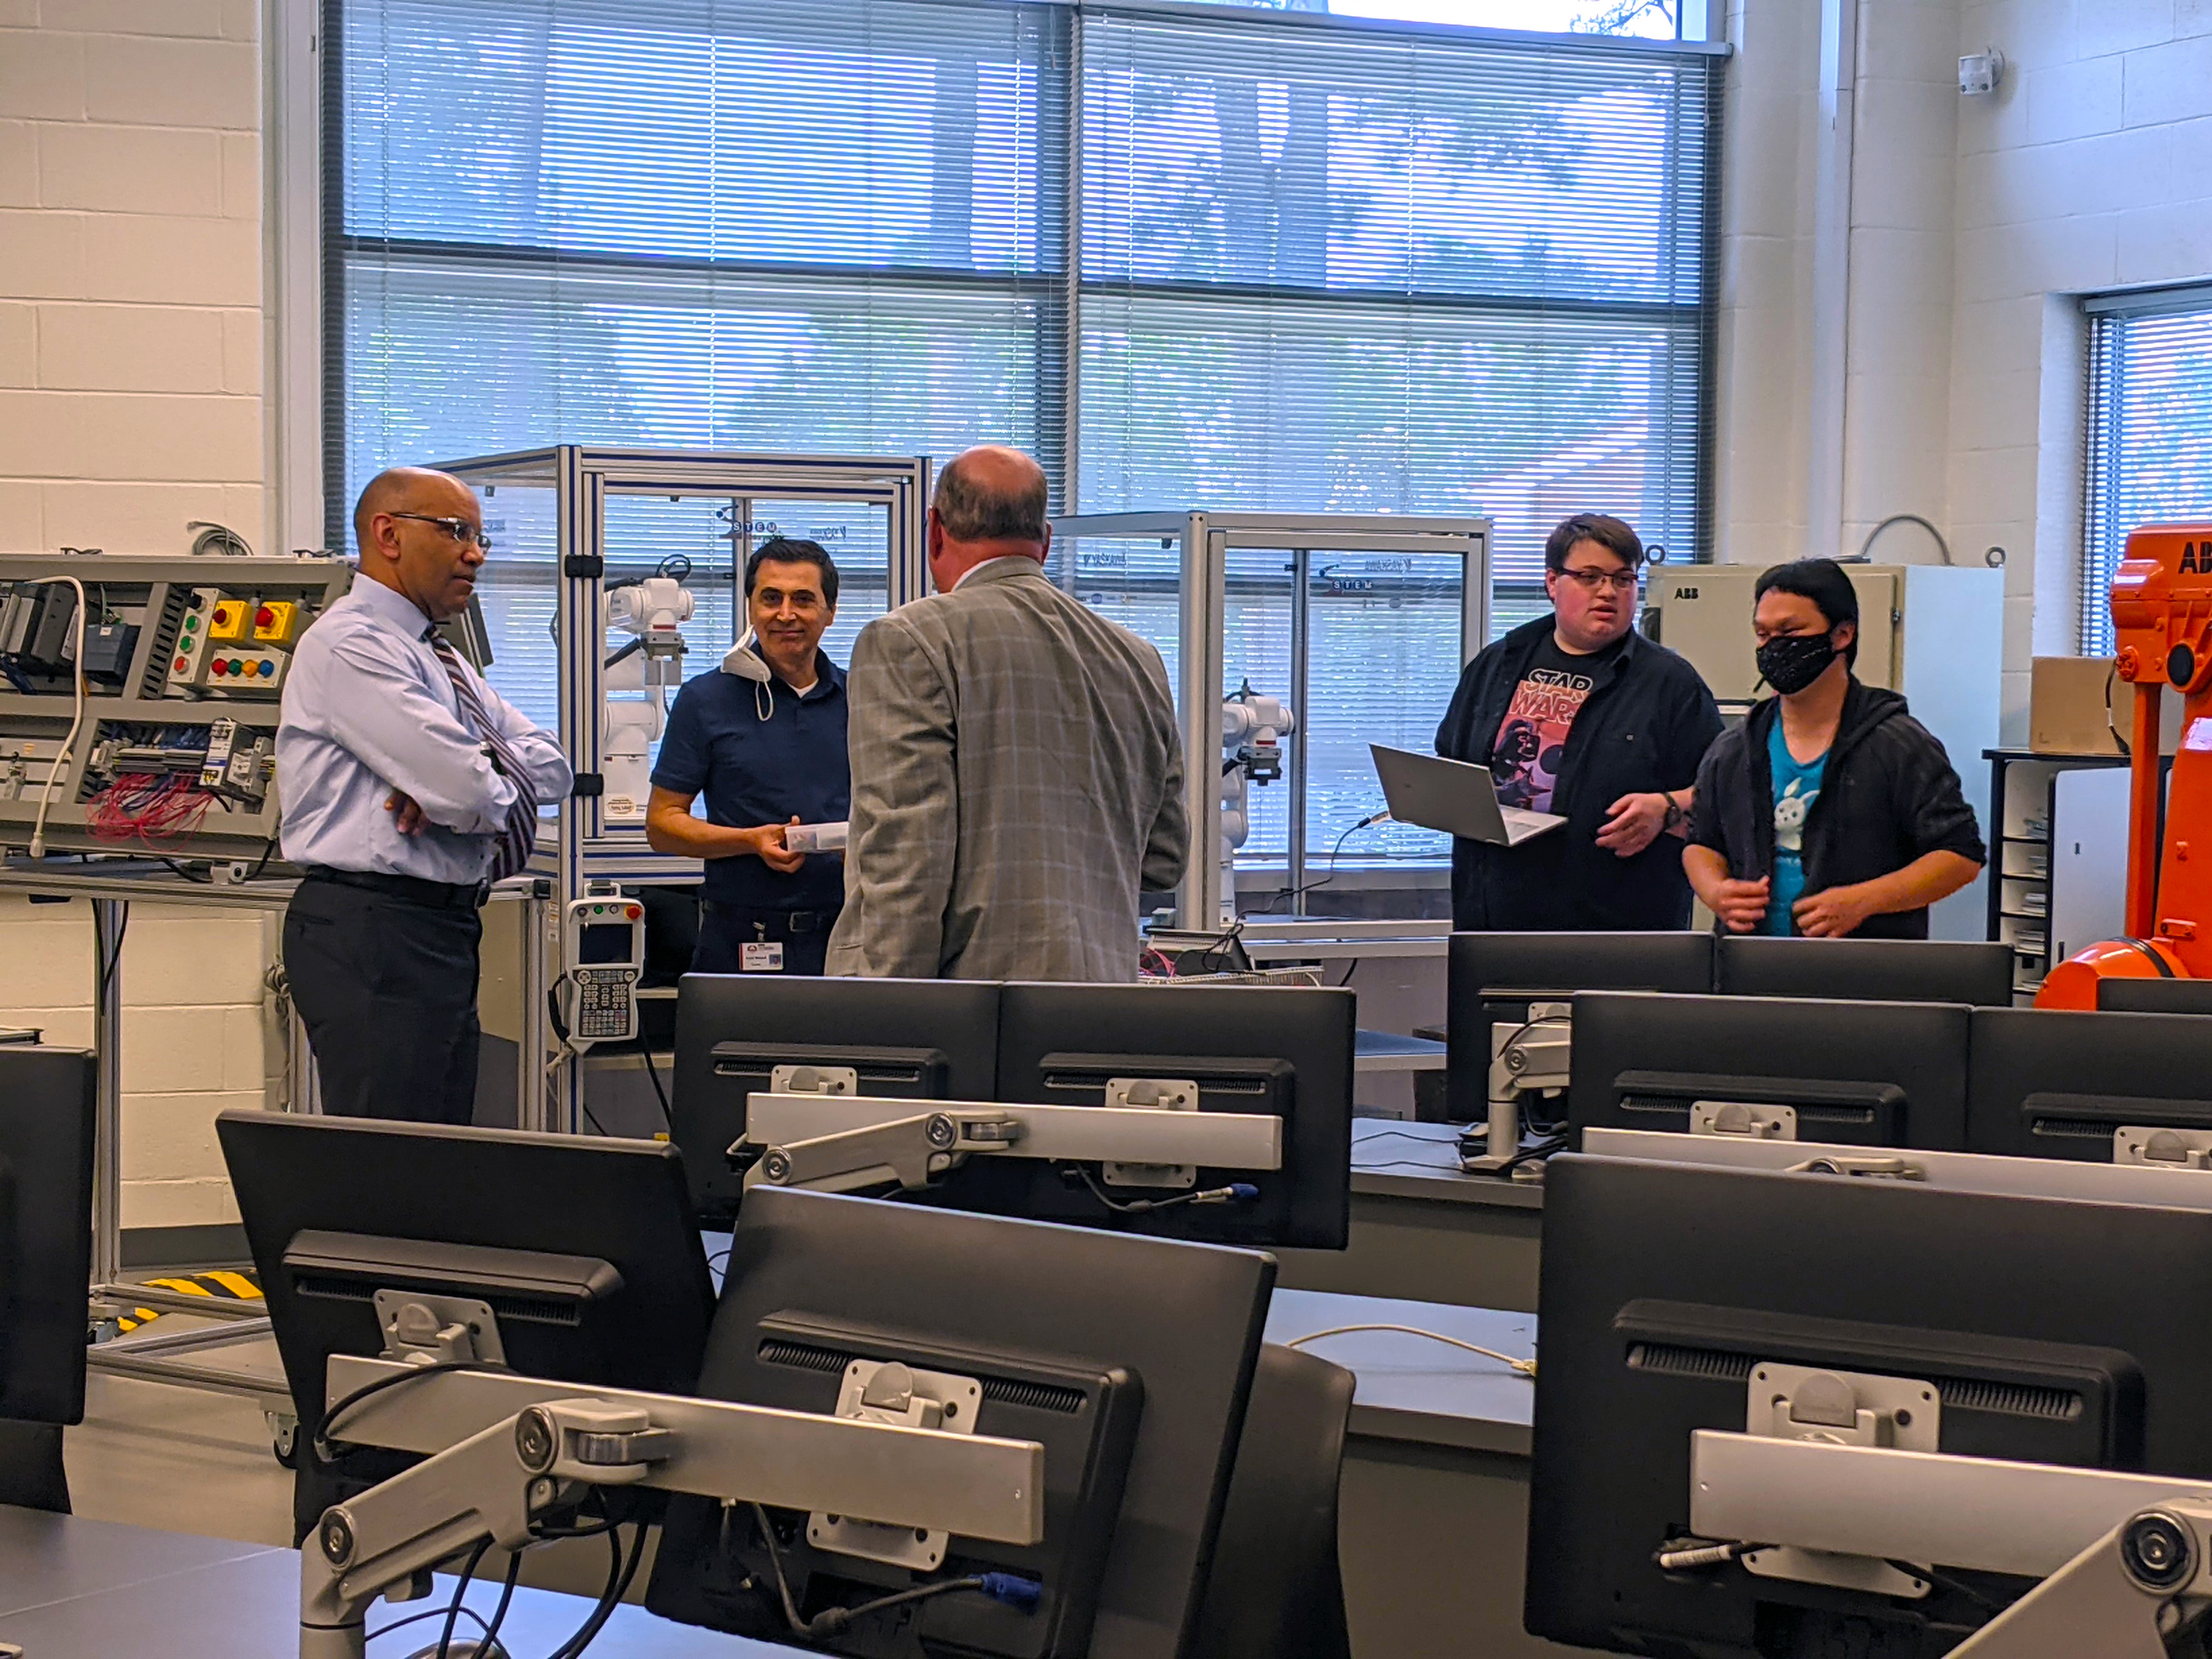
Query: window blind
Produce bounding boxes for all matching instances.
[328,0,1719,866]
[2081,285,2212,656]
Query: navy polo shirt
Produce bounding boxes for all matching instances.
[651,651,849,912]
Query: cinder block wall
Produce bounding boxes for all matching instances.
[0,0,274,1239]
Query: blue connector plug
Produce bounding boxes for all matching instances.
[979,1572,1043,1611]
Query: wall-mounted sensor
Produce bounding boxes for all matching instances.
[1959,49,2005,96]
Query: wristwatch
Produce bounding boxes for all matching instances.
[1661,793,1686,832]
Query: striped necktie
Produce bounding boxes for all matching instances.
[426,631,539,883]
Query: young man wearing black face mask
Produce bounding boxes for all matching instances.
[1684,558,1984,938]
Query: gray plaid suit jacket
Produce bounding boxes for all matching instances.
[826,556,1188,981]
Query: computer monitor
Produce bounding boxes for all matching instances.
[1567,990,1971,1149]
[1716,935,2014,1007]
[671,974,1001,1224]
[1447,932,1713,1121]
[1965,1005,2212,1160]
[646,1186,1276,1659]
[973,981,1353,1249]
[0,1046,94,1425]
[1527,1150,2212,1654]
[217,1111,717,1533]
[2097,975,2212,1014]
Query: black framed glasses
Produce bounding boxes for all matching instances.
[390,512,493,552]
[1556,566,1638,594]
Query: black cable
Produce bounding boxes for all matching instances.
[1073,1165,1255,1215]
[748,1502,998,1641]
[549,1519,646,1659]
[363,1602,493,1645]
[97,901,128,1003]
[1260,812,1384,913]
[155,855,213,884]
[475,1547,522,1656]
[635,1048,674,1128]
[1489,1132,1566,1180]
[436,1538,493,1658]
[1883,1560,2004,1617]
[246,835,279,882]
[312,1358,506,1464]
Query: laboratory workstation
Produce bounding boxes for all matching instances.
[17,3,2212,1657]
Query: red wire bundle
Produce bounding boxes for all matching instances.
[86,772,213,848]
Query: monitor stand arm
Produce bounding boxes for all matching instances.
[735,1089,1283,1196]
[300,1358,1045,1659]
[1951,1499,2212,1657]
[1464,1006,1570,1176]
[1686,1431,2212,1658]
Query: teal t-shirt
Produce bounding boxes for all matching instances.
[1760,719,1830,936]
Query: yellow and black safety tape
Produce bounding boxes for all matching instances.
[97,1268,261,1336]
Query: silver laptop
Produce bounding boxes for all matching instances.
[1369,745,1566,848]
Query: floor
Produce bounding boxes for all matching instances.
[64,1317,657,1601]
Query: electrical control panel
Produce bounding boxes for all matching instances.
[0,553,353,860]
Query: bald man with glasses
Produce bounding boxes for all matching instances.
[277,466,571,1122]
[1435,512,1721,933]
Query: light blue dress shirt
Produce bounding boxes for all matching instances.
[277,577,571,882]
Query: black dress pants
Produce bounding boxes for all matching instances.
[692,902,840,977]
[282,876,482,1124]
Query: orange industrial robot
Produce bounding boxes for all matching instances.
[2039,523,2212,1008]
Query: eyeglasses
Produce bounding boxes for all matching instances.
[1556,566,1638,594]
[390,512,493,553]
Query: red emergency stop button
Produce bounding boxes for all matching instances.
[625,905,641,919]
[255,607,274,628]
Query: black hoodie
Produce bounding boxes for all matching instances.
[1685,679,1987,940]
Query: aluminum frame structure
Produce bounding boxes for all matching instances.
[430,448,932,1131]
[1051,511,1491,931]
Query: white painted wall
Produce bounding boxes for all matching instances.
[1715,0,2212,742]
[0,0,277,1233]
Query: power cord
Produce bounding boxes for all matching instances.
[1259,809,1390,913]
[312,1358,510,1464]
[434,1537,493,1658]
[1073,1165,1257,1215]
[748,1503,1040,1640]
[1284,1323,1536,1379]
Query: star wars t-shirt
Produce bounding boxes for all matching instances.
[1491,634,1623,814]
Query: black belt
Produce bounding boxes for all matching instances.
[702,901,837,935]
[300,866,490,912]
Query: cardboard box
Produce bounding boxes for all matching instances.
[2029,657,2181,757]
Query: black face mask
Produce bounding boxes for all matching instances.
[1757,633,1839,696]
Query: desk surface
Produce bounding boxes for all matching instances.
[1350,1119,1545,1211]
[1263,1286,1536,1458]
[0,1507,771,1657]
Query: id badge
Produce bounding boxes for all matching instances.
[740,941,785,973]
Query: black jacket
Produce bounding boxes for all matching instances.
[1686,679,1987,940]
[1435,617,1722,931]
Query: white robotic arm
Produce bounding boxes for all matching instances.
[1218,682,1295,927]
[602,576,694,825]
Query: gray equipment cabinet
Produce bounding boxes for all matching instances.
[1984,748,2151,1003]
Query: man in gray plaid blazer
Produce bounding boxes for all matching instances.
[827,446,1187,980]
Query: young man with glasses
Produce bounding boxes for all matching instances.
[1435,513,1722,932]
[278,466,572,1123]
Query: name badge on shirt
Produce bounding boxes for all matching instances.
[740,941,785,973]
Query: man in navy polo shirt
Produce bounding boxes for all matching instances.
[645,538,849,974]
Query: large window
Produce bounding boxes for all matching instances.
[327,0,1720,866]
[2082,285,2212,656]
